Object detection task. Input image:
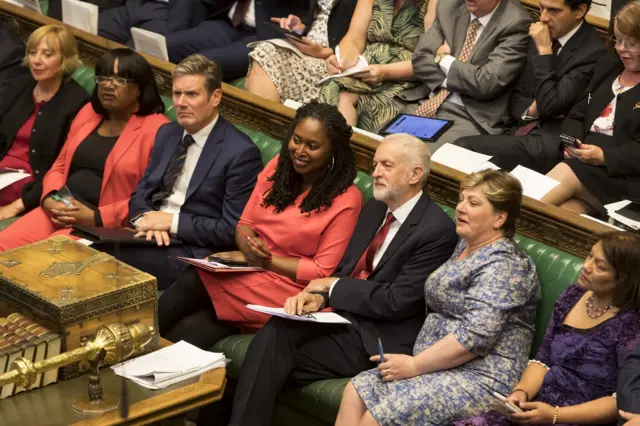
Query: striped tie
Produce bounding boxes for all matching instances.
[151,134,195,205]
[415,18,481,118]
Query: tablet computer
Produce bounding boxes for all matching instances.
[263,21,304,40]
[380,114,453,142]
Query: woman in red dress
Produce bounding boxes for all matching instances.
[159,102,363,348]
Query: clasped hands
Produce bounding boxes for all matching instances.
[491,390,556,424]
[42,197,95,228]
[133,211,173,246]
[563,140,605,165]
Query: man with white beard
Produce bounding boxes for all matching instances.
[225,133,459,426]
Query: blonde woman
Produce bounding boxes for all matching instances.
[0,25,88,220]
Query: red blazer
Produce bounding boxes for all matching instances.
[41,103,169,228]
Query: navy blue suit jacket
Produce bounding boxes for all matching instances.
[129,115,263,258]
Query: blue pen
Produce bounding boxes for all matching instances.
[377,337,384,363]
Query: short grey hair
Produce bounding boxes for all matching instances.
[172,54,222,96]
[380,133,431,186]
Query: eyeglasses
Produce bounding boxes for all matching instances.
[609,35,640,52]
[94,76,133,87]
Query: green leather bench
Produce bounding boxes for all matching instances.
[18,65,583,426]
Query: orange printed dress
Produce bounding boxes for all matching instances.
[198,156,363,331]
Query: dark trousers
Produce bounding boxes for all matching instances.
[97,243,195,290]
[158,266,239,348]
[165,20,256,81]
[455,130,564,174]
[98,0,169,43]
[228,317,374,426]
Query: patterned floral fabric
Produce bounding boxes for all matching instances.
[248,0,335,104]
[456,284,640,426]
[589,74,635,136]
[318,0,428,132]
[352,238,540,425]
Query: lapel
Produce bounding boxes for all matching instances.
[349,202,388,269]
[185,117,226,200]
[451,6,470,57]
[372,193,431,275]
[470,0,506,61]
[153,125,183,184]
[555,22,587,71]
[587,58,624,128]
[100,113,145,192]
[614,84,640,133]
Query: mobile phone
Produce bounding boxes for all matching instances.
[559,134,580,148]
[264,21,304,40]
[50,194,73,207]
[206,256,250,267]
[492,392,523,414]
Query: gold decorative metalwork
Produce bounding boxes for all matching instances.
[0,259,21,268]
[46,237,71,254]
[40,252,112,278]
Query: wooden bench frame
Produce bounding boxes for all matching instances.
[0,1,614,259]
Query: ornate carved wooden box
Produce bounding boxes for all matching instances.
[0,236,158,380]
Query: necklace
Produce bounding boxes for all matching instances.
[33,86,55,103]
[586,294,614,319]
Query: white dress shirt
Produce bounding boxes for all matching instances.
[228,0,256,28]
[329,190,423,296]
[159,114,219,235]
[437,6,499,107]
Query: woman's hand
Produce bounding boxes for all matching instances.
[51,199,96,227]
[238,233,271,266]
[351,65,387,85]
[42,197,73,227]
[507,389,528,406]
[286,36,330,59]
[210,251,246,262]
[0,198,25,220]
[620,410,640,425]
[326,55,342,75]
[370,354,418,381]
[510,401,555,424]
[271,15,305,33]
[563,142,605,165]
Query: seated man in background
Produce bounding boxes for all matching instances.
[619,344,640,425]
[226,134,459,426]
[106,55,263,290]
[48,0,125,21]
[456,0,605,173]
[0,26,30,112]
[395,0,530,152]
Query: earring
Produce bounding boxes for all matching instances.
[330,156,335,171]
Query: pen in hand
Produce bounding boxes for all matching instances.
[377,337,385,364]
[244,233,271,260]
[335,45,343,73]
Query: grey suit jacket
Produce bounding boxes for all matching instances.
[398,0,530,134]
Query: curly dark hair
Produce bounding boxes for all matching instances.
[263,102,357,214]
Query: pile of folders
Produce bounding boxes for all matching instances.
[0,313,62,399]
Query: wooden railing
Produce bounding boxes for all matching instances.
[0,1,615,258]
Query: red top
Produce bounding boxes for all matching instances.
[199,156,363,331]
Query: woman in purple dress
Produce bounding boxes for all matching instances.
[456,231,640,426]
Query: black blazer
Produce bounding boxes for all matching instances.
[509,22,605,135]
[0,28,29,114]
[328,194,458,356]
[0,77,88,211]
[561,52,640,178]
[203,0,356,48]
[617,343,640,425]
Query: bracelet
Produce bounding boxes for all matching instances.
[511,388,529,402]
[309,291,329,310]
[552,406,559,424]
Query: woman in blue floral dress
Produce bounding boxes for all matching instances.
[335,169,541,426]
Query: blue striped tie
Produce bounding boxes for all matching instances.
[151,134,195,205]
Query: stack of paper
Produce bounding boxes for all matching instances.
[172,257,264,272]
[431,143,499,174]
[112,341,227,390]
[131,27,169,61]
[246,304,351,324]
[0,169,30,191]
[605,200,639,230]
[62,0,98,35]
[315,55,369,85]
[509,165,560,201]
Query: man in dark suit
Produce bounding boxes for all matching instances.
[0,27,29,113]
[618,344,640,425]
[227,134,458,426]
[96,0,210,46]
[396,0,531,152]
[456,0,605,173]
[48,0,125,21]
[104,55,262,290]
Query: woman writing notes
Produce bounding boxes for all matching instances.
[0,25,87,221]
[159,102,362,349]
[335,169,540,426]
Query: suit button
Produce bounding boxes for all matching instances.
[31,149,36,153]
[34,170,39,175]
[32,128,36,133]
[38,111,42,116]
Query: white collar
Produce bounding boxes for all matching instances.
[471,2,499,28]
[386,190,423,224]
[557,20,583,48]
[182,113,219,148]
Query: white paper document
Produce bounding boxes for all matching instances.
[315,55,369,85]
[431,143,497,174]
[5,0,42,13]
[605,200,640,230]
[579,214,624,230]
[172,257,264,272]
[246,304,351,324]
[131,27,169,61]
[112,341,227,390]
[62,0,98,35]
[509,165,560,201]
[0,169,30,190]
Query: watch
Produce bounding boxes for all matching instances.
[434,53,446,65]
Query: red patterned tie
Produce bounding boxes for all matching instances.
[351,213,396,279]
[415,18,482,118]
